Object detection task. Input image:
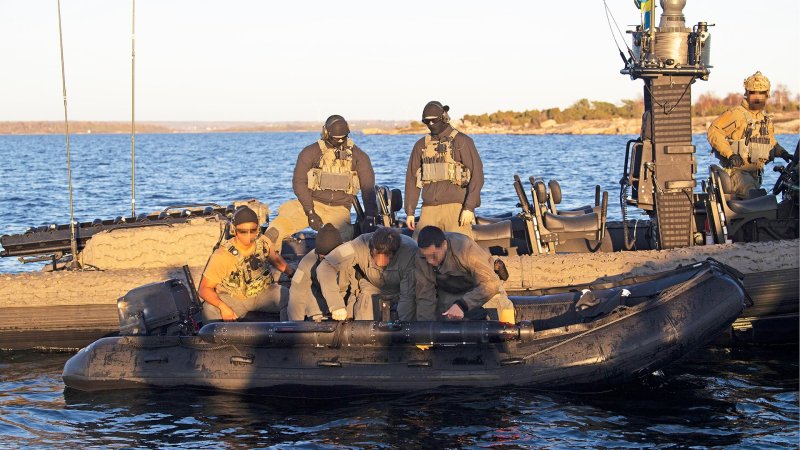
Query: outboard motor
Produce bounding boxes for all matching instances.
[621,0,713,249]
[117,278,201,336]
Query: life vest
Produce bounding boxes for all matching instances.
[307,139,361,195]
[415,129,471,188]
[217,237,275,298]
[727,106,773,164]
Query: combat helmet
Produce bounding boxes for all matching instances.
[743,71,770,93]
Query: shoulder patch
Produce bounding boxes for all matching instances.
[337,242,355,258]
[292,268,305,284]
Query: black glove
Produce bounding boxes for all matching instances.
[728,154,744,168]
[359,215,377,233]
[306,210,323,231]
[777,147,792,163]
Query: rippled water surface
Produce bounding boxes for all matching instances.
[1,132,797,273]
[0,346,797,448]
[0,132,798,447]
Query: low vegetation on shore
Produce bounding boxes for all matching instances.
[2,88,798,136]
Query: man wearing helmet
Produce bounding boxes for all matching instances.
[404,101,484,238]
[707,71,791,199]
[265,115,378,248]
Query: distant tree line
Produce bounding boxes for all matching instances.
[435,86,799,129]
[693,84,799,117]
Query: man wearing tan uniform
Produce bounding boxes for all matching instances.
[404,101,484,239]
[316,227,417,321]
[707,71,791,199]
[265,115,378,247]
[413,226,515,323]
[198,206,293,322]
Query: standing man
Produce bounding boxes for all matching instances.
[198,206,293,322]
[413,225,515,323]
[287,223,356,321]
[707,71,791,199]
[317,227,417,321]
[265,115,378,248]
[404,101,484,238]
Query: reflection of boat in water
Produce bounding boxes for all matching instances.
[63,259,745,394]
[1,0,797,350]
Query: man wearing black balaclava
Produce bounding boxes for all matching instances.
[404,101,484,238]
[265,115,378,249]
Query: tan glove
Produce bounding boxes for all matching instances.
[459,209,476,227]
[331,308,347,321]
[406,214,416,230]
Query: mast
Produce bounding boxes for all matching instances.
[56,0,81,269]
[620,0,713,249]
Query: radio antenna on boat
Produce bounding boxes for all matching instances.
[56,0,80,270]
[130,0,136,219]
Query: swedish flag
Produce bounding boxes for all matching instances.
[639,0,653,30]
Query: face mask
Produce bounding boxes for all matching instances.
[326,135,347,148]
[424,117,448,135]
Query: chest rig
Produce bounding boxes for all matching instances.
[307,139,361,195]
[728,106,773,164]
[218,237,275,298]
[416,129,471,188]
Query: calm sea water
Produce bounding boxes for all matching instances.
[0,132,798,448]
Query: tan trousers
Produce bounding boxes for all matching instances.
[728,168,762,199]
[267,199,353,247]
[413,203,473,239]
[436,289,515,322]
[202,284,289,322]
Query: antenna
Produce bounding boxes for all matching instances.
[130,0,136,219]
[56,0,80,270]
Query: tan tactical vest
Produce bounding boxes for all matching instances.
[727,106,773,165]
[307,139,361,195]
[416,129,471,188]
[218,237,275,298]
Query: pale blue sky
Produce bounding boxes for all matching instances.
[1,0,798,122]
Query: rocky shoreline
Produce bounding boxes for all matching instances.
[363,112,800,136]
[3,113,797,136]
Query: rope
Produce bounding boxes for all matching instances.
[643,77,695,115]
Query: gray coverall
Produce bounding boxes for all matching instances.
[287,250,355,321]
[317,232,417,321]
[413,232,514,321]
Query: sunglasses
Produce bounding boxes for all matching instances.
[422,117,442,126]
[236,227,259,234]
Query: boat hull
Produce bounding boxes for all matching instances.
[63,261,744,394]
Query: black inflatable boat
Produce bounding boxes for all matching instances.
[62,259,746,395]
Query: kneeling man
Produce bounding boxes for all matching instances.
[317,227,416,321]
[414,225,515,322]
[287,223,356,321]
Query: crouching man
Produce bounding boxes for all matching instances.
[198,206,293,322]
[287,223,356,321]
[413,225,515,322]
[317,227,416,321]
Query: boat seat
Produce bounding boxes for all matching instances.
[547,180,598,216]
[531,179,608,246]
[542,211,601,233]
[476,215,508,225]
[471,220,512,242]
[707,165,778,242]
[728,194,778,216]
